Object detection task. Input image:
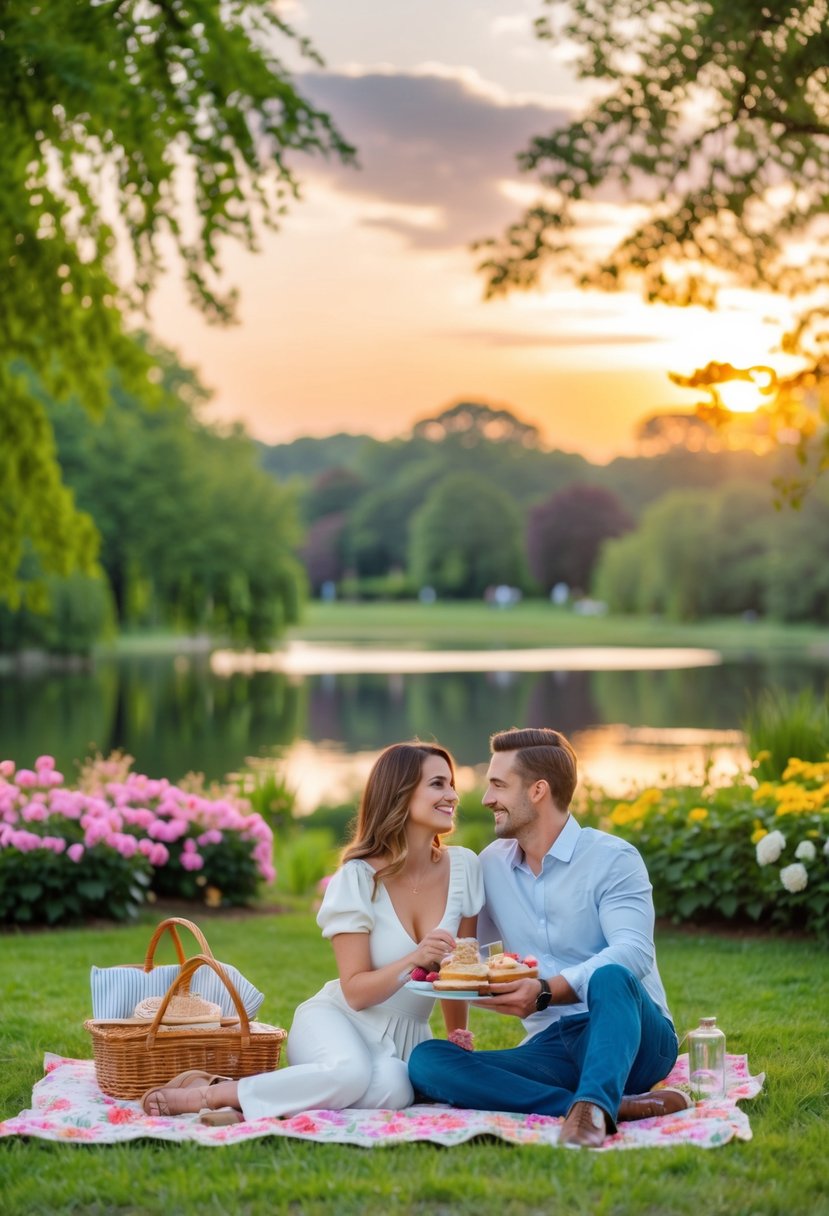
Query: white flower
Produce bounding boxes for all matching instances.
[756,829,786,866]
[780,863,809,893]
[824,839,829,858]
[795,840,817,862]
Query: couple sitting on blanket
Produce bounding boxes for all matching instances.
[143,728,690,1148]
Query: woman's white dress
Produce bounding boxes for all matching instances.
[237,845,483,1119]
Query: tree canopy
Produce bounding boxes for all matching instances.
[0,0,353,605]
[51,345,305,648]
[478,1,829,495]
[408,473,527,598]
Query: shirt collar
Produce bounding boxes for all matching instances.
[508,813,580,870]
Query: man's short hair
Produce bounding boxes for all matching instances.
[490,727,577,810]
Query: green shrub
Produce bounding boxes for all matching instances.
[599,754,829,938]
[276,829,338,897]
[0,842,150,925]
[744,687,829,781]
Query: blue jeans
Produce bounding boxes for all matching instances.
[408,964,678,1130]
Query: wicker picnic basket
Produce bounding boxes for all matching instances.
[85,953,286,1099]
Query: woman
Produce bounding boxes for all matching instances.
[142,741,483,1122]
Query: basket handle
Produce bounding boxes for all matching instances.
[145,953,251,1048]
[142,918,214,972]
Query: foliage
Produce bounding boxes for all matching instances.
[0,753,275,923]
[745,688,829,781]
[235,767,298,836]
[595,753,829,938]
[526,483,633,594]
[409,473,528,598]
[595,481,776,619]
[275,828,339,898]
[303,468,367,526]
[480,0,829,495]
[412,401,541,448]
[752,757,829,937]
[49,346,305,647]
[300,512,349,593]
[0,570,115,656]
[1,0,353,605]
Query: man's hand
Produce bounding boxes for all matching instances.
[473,978,539,1018]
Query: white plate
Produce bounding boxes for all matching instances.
[404,980,493,1000]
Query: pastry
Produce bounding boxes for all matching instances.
[487,952,539,985]
[432,937,490,992]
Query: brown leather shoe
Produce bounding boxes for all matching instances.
[618,1087,692,1122]
[558,1101,608,1148]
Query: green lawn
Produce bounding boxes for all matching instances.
[2,913,828,1215]
[287,601,829,659]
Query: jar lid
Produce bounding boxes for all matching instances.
[699,1016,718,1027]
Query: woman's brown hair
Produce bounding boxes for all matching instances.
[341,741,456,893]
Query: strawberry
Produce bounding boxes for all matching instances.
[523,955,538,967]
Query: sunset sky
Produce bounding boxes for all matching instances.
[149,0,791,462]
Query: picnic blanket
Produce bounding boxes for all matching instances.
[0,1051,763,1149]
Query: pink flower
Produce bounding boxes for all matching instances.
[35,755,55,774]
[0,760,15,778]
[67,843,85,863]
[15,770,39,788]
[180,851,204,871]
[149,843,169,866]
[21,803,48,822]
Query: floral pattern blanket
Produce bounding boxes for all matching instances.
[0,1052,763,1149]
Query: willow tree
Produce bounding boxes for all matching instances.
[479,0,829,499]
[0,0,353,605]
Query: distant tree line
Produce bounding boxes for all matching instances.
[281,400,824,620]
[4,393,827,657]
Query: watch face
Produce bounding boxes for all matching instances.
[536,991,552,1011]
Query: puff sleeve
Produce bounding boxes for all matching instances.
[316,860,376,939]
[455,846,484,918]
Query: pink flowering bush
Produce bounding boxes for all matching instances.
[0,754,275,925]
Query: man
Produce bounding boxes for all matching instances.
[408,726,690,1148]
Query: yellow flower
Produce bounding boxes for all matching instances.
[751,827,768,844]
[611,803,646,827]
[752,750,771,765]
[688,807,708,823]
[753,782,776,803]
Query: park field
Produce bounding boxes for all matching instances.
[2,911,828,1216]
[286,601,829,658]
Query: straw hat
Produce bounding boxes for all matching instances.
[133,993,223,1029]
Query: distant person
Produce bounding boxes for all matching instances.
[408,727,690,1148]
[142,742,482,1123]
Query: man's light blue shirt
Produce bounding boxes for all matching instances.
[477,815,675,1041]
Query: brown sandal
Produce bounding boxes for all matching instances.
[141,1070,231,1116]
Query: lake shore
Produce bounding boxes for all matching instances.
[283,601,829,659]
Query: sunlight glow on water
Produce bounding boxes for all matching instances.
[279,725,748,813]
[212,642,722,676]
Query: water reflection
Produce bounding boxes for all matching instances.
[3,652,827,800]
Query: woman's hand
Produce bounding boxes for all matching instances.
[410,929,456,971]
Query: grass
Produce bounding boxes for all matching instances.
[2,911,829,1215]
[286,601,829,659]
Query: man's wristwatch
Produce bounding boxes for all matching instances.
[535,978,552,1011]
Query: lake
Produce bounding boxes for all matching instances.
[4,643,828,808]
